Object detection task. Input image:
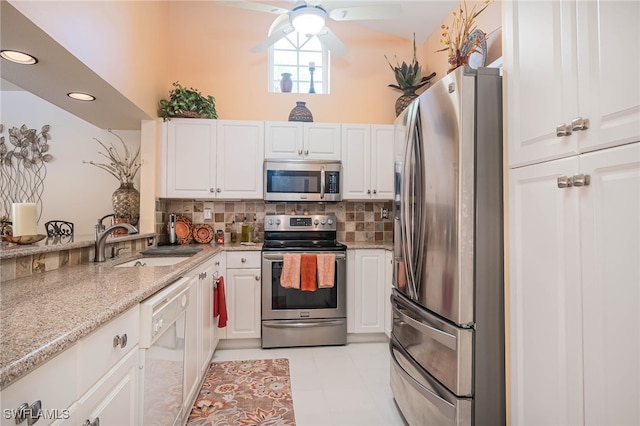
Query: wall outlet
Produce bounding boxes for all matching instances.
[381,208,389,219]
[204,208,212,220]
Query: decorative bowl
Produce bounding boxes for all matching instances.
[2,234,47,245]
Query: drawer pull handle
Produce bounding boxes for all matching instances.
[113,333,128,349]
[572,174,590,187]
[27,400,42,425]
[556,123,572,137]
[557,176,573,188]
[571,117,589,131]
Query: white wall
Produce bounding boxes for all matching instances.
[1,90,141,236]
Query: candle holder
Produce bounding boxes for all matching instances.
[308,64,316,94]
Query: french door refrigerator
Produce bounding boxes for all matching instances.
[390,66,505,426]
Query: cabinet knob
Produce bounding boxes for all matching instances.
[571,117,590,132]
[14,403,30,424]
[373,189,377,194]
[113,333,127,349]
[304,150,309,155]
[83,421,91,426]
[209,187,215,192]
[255,275,261,281]
[215,261,220,266]
[367,189,371,194]
[216,188,221,193]
[556,123,572,137]
[241,257,247,263]
[298,149,303,155]
[557,176,574,188]
[92,417,100,426]
[572,174,590,187]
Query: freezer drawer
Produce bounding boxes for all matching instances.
[390,337,472,426]
[392,292,473,396]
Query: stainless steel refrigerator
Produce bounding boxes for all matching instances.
[390,66,505,426]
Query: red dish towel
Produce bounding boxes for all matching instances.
[301,254,317,292]
[214,276,228,328]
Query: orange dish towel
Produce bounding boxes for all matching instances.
[301,254,317,292]
[214,276,228,328]
[280,253,301,289]
[317,254,335,288]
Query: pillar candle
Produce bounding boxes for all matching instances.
[11,203,38,236]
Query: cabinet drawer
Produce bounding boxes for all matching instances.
[0,347,77,426]
[77,305,140,394]
[226,251,261,269]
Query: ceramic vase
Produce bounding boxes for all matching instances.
[395,88,418,117]
[288,101,313,122]
[112,182,140,226]
[280,73,293,93]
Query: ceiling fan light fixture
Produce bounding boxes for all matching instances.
[290,5,327,36]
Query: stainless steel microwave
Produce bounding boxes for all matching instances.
[264,160,341,202]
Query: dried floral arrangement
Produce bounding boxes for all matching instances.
[437,0,492,60]
[385,33,436,92]
[84,129,140,185]
[0,124,53,220]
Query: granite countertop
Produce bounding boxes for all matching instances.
[0,242,263,390]
[343,241,393,250]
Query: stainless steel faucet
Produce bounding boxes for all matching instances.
[94,223,138,262]
[94,213,115,240]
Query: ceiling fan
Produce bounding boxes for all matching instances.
[218,1,401,57]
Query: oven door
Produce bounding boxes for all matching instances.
[261,251,346,320]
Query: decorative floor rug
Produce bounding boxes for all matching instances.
[187,358,296,426]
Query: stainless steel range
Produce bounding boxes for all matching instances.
[261,214,347,348]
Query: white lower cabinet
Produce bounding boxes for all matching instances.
[509,142,640,425]
[183,257,220,414]
[347,249,387,334]
[224,251,261,339]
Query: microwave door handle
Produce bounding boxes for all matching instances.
[320,165,325,199]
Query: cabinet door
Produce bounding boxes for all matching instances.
[225,268,261,339]
[504,1,579,167]
[216,120,265,199]
[76,348,138,426]
[304,123,341,160]
[265,121,303,159]
[580,143,640,425]
[199,262,215,378]
[508,157,584,426]
[384,250,393,338]
[353,250,386,333]
[163,119,216,198]
[341,124,371,200]
[183,273,200,410]
[212,253,226,349]
[371,125,394,199]
[576,1,640,153]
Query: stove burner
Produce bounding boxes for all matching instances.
[263,214,344,252]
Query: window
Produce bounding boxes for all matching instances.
[270,32,329,94]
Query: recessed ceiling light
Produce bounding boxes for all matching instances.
[67,92,96,101]
[0,50,38,65]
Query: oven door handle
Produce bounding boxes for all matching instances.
[263,320,345,328]
[320,165,326,199]
[262,253,346,261]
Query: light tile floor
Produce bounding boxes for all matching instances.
[211,341,406,426]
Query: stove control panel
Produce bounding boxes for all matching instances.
[264,214,338,231]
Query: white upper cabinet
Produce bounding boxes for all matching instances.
[342,124,394,200]
[505,1,640,167]
[160,119,263,199]
[265,121,341,160]
[215,120,264,199]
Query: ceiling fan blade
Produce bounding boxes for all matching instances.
[329,4,401,21]
[316,27,348,57]
[250,23,295,52]
[216,1,288,15]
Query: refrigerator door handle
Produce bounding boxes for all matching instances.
[392,303,457,350]
[402,101,420,299]
[390,340,457,419]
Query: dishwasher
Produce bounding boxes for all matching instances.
[139,277,189,426]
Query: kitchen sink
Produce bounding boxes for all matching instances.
[115,257,191,267]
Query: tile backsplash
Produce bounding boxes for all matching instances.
[155,200,393,244]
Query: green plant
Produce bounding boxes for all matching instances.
[385,34,436,91]
[158,81,218,121]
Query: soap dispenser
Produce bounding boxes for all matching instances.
[168,214,177,245]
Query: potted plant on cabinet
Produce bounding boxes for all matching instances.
[158,81,218,121]
[386,34,436,116]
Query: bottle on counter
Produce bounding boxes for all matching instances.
[230,216,238,243]
[241,215,250,243]
[252,214,259,243]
